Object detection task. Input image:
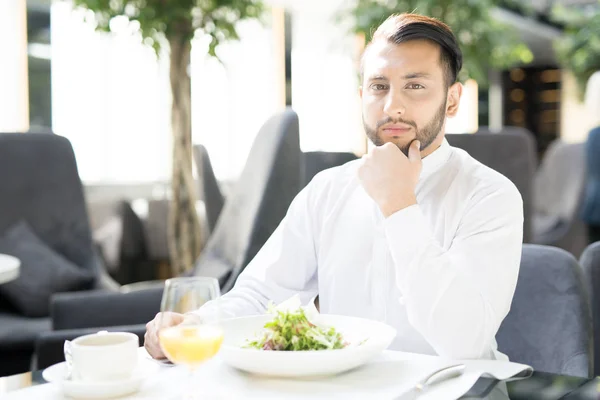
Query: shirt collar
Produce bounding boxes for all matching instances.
[419,138,453,182]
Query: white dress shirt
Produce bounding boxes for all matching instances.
[196,138,524,361]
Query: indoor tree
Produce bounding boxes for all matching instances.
[70,0,263,275]
[552,3,600,99]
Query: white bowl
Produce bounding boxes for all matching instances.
[219,314,396,378]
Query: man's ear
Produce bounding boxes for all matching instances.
[446,82,463,117]
[359,85,363,99]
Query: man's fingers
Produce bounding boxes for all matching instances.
[145,314,164,359]
[408,140,421,163]
[144,312,187,360]
[145,330,165,359]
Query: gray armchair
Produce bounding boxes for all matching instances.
[193,108,303,292]
[532,140,588,257]
[301,151,358,188]
[446,129,537,242]
[579,241,600,376]
[0,133,118,376]
[497,244,593,378]
[36,287,162,370]
[193,144,224,234]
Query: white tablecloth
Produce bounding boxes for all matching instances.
[3,349,532,400]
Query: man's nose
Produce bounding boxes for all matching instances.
[383,91,405,117]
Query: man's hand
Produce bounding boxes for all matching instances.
[358,140,422,217]
[144,312,185,359]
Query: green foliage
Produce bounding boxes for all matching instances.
[342,0,534,86]
[71,0,264,57]
[552,3,600,99]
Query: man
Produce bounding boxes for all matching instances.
[582,71,600,243]
[146,13,523,361]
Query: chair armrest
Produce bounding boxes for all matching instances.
[87,248,121,291]
[120,280,165,293]
[34,324,146,370]
[51,287,163,330]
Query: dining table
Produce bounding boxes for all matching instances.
[1,347,599,400]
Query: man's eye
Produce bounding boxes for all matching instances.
[406,83,425,89]
[370,84,388,91]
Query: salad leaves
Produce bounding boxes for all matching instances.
[245,307,348,351]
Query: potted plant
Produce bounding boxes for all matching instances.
[552,4,600,99]
[69,0,264,275]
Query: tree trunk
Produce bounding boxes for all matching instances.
[167,35,202,276]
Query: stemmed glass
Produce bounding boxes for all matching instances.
[157,277,222,399]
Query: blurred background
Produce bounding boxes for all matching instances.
[3,0,600,287]
[3,0,600,284]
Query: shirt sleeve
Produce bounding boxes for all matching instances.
[193,177,322,320]
[383,181,524,359]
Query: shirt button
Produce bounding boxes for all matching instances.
[399,296,406,306]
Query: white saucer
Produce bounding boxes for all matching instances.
[42,358,159,399]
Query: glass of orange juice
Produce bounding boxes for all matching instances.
[157,277,223,399]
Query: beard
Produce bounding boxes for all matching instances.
[363,99,447,156]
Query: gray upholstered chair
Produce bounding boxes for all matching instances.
[446,129,537,242]
[35,287,162,370]
[193,108,303,292]
[532,140,588,257]
[579,241,600,376]
[0,133,118,376]
[497,244,593,378]
[193,144,225,234]
[301,151,358,188]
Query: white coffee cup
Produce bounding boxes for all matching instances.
[70,331,139,382]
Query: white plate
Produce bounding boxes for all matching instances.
[219,314,396,378]
[42,356,159,399]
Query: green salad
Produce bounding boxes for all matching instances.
[245,307,348,351]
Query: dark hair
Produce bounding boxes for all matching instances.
[362,13,463,87]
